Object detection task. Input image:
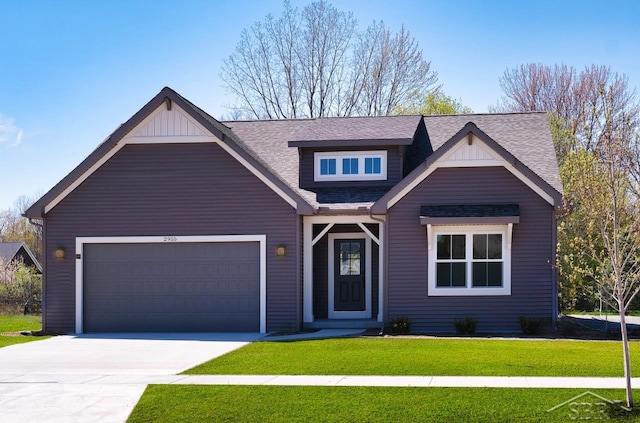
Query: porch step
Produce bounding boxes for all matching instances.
[304,319,382,330]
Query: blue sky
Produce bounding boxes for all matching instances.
[1,0,639,210]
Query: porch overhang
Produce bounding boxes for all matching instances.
[303,215,386,326]
[419,204,520,225]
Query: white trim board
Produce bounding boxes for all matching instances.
[75,234,267,334]
[44,103,298,213]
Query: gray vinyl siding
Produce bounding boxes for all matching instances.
[299,147,403,190]
[387,166,555,333]
[43,143,298,333]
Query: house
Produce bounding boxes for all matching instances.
[25,87,562,334]
[0,242,42,273]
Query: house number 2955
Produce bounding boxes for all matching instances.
[163,236,178,242]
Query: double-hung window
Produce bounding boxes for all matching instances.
[428,225,511,296]
[314,151,387,181]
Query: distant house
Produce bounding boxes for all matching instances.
[0,242,42,273]
[26,87,563,334]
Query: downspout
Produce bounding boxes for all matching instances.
[369,212,387,335]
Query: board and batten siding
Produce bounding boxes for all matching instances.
[43,143,299,333]
[387,166,555,332]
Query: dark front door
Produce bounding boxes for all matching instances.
[334,239,365,311]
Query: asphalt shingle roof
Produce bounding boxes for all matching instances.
[225,112,562,208]
[0,242,24,264]
[288,115,421,145]
[422,112,563,193]
[420,204,520,218]
[26,87,561,217]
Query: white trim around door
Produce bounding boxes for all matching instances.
[75,234,267,334]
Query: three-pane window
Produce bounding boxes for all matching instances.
[314,151,386,181]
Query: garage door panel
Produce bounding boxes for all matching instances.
[83,242,260,332]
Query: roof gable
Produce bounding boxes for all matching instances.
[423,112,563,193]
[25,87,313,218]
[371,121,563,213]
[0,242,42,272]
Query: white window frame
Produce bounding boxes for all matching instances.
[427,224,511,296]
[314,151,387,181]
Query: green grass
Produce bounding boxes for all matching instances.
[0,314,49,348]
[185,338,640,377]
[127,386,640,422]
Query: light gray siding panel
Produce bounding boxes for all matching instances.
[387,167,555,332]
[44,143,298,333]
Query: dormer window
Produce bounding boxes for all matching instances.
[319,158,337,175]
[314,151,387,181]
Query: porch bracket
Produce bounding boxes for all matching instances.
[357,222,380,245]
[426,224,432,250]
[312,223,335,246]
[507,223,513,249]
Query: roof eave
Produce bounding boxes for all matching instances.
[288,138,413,148]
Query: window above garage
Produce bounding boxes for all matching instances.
[314,151,387,182]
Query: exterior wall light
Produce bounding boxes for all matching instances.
[276,245,287,257]
[54,247,66,260]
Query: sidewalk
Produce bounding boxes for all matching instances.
[7,373,638,389]
[169,375,640,389]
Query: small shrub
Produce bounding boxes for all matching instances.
[454,317,477,335]
[386,316,411,334]
[519,316,543,335]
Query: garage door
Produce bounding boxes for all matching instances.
[82,242,260,332]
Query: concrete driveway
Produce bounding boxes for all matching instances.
[0,333,261,423]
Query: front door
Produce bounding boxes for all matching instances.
[334,239,365,311]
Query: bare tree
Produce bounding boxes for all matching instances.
[498,64,640,408]
[564,143,640,407]
[220,0,438,118]
[496,64,640,159]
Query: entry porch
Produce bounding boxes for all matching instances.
[303,215,385,329]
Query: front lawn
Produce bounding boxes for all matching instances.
[128,386,640,422]
[0,314,49,348]
[185,338,640,377]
